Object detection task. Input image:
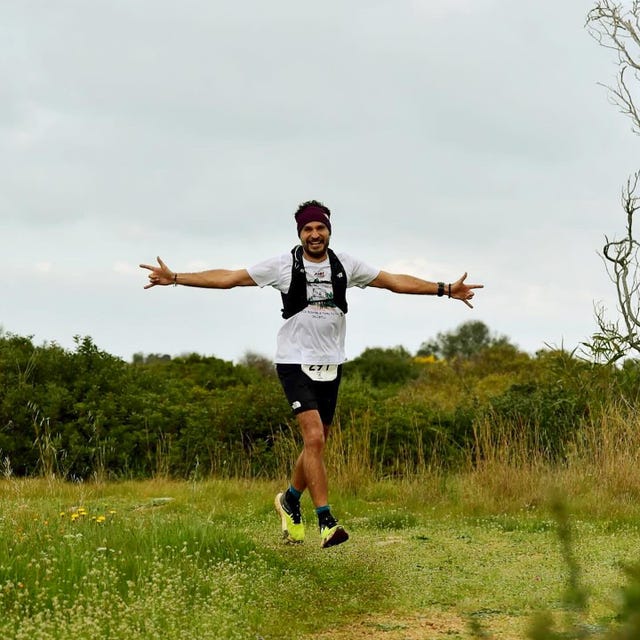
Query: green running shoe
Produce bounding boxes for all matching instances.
[274,492,305,544]
[320,522,349,549]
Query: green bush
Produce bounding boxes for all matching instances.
[1,330,638,479]
[343,346,419,387]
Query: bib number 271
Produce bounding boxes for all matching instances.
[301,364,338,382]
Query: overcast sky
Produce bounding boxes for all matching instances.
[2,0,638,364]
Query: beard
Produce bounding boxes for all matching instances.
[302,236,330,259]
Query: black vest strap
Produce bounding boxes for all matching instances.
[280,246,348,319]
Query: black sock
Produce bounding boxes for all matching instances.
[316,508,336,528]
[285,487,300,508]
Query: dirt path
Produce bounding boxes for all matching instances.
[308,610,523,639]
[311,612,466,639]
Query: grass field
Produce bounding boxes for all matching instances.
[1,475,639,640]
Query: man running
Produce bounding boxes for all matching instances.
[140,200,482,548]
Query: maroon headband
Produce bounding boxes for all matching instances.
[295,206,332,235]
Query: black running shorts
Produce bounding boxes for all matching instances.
[276,363,343,426]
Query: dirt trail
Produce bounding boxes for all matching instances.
[311,612,464,639]
[308,610,523,639]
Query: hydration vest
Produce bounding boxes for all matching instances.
[280,245,348,319]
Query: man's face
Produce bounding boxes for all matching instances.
[299,221,330,260]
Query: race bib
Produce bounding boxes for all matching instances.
[302,364,339,382]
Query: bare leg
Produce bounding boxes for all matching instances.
[290,409,331,508]
[287,409,348,547]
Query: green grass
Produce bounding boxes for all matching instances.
[1,477,639,639]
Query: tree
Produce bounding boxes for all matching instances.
[344,346,418,386]
[585,1,640,362]
[417,320,512,360]
[237,351,276,378]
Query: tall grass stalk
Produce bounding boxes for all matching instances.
[569,401,640,493]
[270,421,300,480]
[438,401,640,518]
[325,411,375,492]
[26,398,633,521]
[471,411,547,470]
[28,402,58,479]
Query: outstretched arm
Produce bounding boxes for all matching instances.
[369,271,483,308]
[140,256,257,290]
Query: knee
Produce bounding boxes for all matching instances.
[298,411,327,452]
[303,430,326,453]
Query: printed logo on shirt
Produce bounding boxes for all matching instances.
[307,266,336,309]
[291,401,302,410]
[310,268,328,281]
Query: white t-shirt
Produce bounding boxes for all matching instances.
[248,251,379,364]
